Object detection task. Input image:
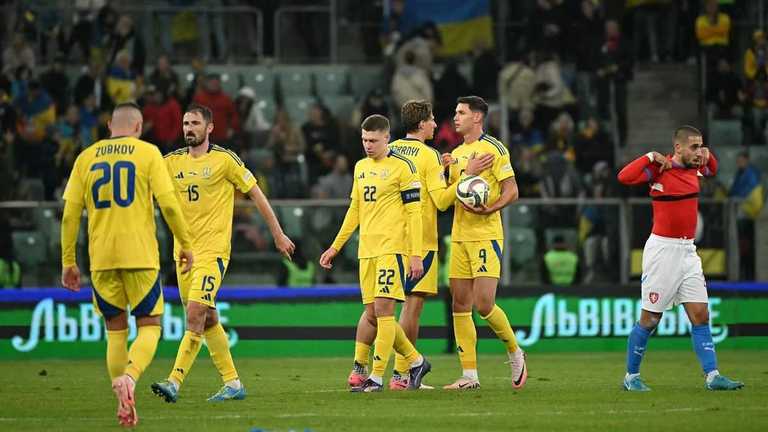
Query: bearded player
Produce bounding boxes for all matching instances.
[617,125,744,391]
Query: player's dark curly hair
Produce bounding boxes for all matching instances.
[401,100,432,134]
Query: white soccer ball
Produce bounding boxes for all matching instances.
[456,175,490,208]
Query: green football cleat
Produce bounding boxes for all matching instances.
[207,385,247,402]
[623,374,651,392]
[151,380,179,403]
[705,375,744,391]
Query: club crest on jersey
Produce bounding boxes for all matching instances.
[202,167,212,178]
[380,169,390,179]
[651,182,664,192]
[649,292,660,304]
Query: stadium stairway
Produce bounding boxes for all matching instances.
[625,63,699,160]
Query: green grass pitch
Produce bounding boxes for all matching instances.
[1,351,766,431]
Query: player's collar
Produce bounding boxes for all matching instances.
[206,143,214,153]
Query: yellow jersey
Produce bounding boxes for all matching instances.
[331,151,423,258]
[388,138,446,252]
[62,136,175,271]
[164,144,257,260]
[449,133,515,241]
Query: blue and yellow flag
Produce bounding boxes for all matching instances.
[397,0,494,57]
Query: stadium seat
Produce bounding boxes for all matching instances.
[255,99,277,124]
[206,66,241,96]
[321,95,355,122]
[275,66,313,97]
[283,96,316,124]
[507,227,537,268]
[709,120,743,147]
[243,67,275,99]
[544,228,579,249]
[33,207,60,255]
[349,66,385,99]
[278,206,305,238]
[507,204,537,227]
[313,65,350,96]
[749,146,768,173]
[19,178,44,201]
[12,231,48,268]
[715,145,742,189]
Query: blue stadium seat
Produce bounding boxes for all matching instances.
[275,66,313,97]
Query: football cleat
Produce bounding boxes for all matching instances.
[705,375,744,391]
[388,373,409,391]
[150,380,179,403]
[443,376,481,390]
[112,375,138,427]
[350,378,383,393]
[207,384,247,402]
[408,358,432,390]
[623,374,651,392]
[506,349,528,389]
[347,361,368,387]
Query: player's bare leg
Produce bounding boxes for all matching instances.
[683,302,744,390]
[444,278,480,389]
[349,304,377,387]
[624,308,662,391]
[391,294,427,390]
[474,277,527,389]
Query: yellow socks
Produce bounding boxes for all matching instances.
[482,305,520,353]
[124,325,161,381]
[371,316,396,378]
[169,330,203,386]
[453,312,477,370]
[106,329,128,380]
[204,323,238,383]
[394,353,410,376]
[393,323,419,365]
[354,341,371,367]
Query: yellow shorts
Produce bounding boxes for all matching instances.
[406,250,438,296]
[449,240,503,279]
[91,269,163,319]
[359,254,407,304]
[177,257,228,308]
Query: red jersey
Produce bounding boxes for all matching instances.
[617,153,718,238]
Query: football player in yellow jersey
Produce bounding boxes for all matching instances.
[61,103,194,427]
[319,114,432,392]
[151,104,295,403]
[345,100,493,390]
[442,96,528,390]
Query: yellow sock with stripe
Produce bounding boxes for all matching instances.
[393,324,420,366]
[124,325,161,381]
[371,316,397,380]
[106,329,129,380]
[168,330,203,386]
[204,323,239,383]
[394,353,410,375]
[482,305,520,353]
[453,312,477,370]
[354,341,371,367]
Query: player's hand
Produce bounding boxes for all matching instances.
[407,255,424,280]
[61,266,81,292]
[461,201,496,215]
[441,153,455,167]
[465,153,494,175]
[274,232,296,260]
[319,247,338,269]
[178,249,194,274]
[700,147,710,166]
[650,152,672,172]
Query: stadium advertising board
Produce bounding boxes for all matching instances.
[1,285,766,359]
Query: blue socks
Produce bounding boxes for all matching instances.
[691,324,718,374]
[626,323,653,374]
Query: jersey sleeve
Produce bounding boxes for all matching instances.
[492,152,515,182]
[149,149,176,197]
[62,155,86,204]
[424,151,447,192]
[226,156,258,193]
[330,165,360,251]
[399,165,423,257]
